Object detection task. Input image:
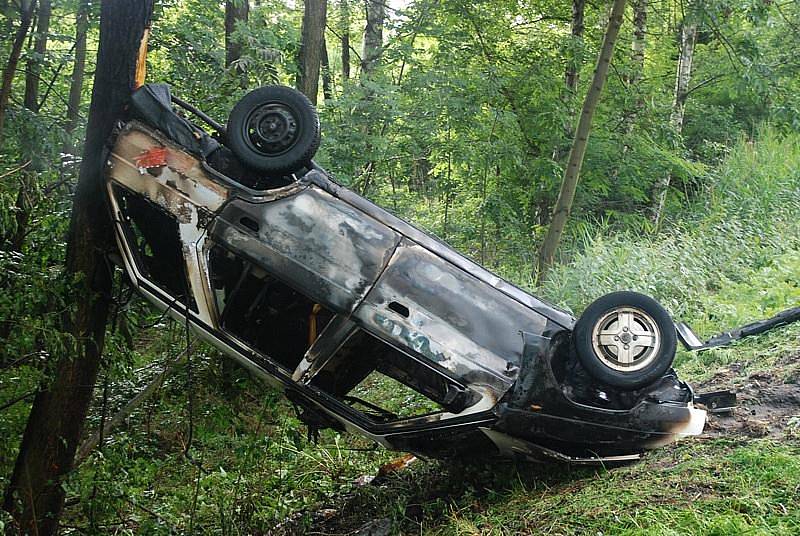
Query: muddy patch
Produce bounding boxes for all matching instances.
[699,365,800,438]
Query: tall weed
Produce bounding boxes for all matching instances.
[543,128,800,336]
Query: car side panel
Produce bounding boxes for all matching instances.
[354,240,549,396]
[210,187,401,314]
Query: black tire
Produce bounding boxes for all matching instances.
[573,291,676,390]
[226,85,320,174]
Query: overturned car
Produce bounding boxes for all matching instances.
[104,84,707,463]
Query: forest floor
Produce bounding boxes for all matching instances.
[273,330,800,535]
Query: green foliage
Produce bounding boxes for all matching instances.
[2,0,800,533]
[543,128,800,322]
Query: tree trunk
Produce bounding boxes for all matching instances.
[8,175,33,251]
[296,0,327,104]
[23,0,50,112]
[629,0,647,87]
[564,0,585,94]
[361,0,384,75]
[340,0,350,80]
[610,0,647,181]
[0,0,37,143]
[649,20,696,225]
[536,0,628,279]
[3,2,154,534]
[225,0,249,85]
[321,37,333,100]
[63,0,90,142]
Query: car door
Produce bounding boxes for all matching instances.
[209,185,401,315]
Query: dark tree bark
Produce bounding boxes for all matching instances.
[8,176,32,252]
[340,0,350,80]
[0,0,37,143]
[3,2,154,534]
[537,0,628,278]
[361,0,385,75]
[225,0,249,85]
[321,37,333,100]
[296,0,327,104]
[64,0,90,139]
[23,0,50,112]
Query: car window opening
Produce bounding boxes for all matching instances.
[208,245,333,371]
[308,329,478,421]
[114,185,197,311]
[345,371,443,422]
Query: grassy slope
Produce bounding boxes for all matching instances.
[4,133,800,535]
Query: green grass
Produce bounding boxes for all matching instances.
[422,440,800,535]
[4,130,800,534]
[258,437,800,535]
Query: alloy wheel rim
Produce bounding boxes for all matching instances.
[591,306,661,372]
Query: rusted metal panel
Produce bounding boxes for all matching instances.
[354,239,548,396]
[210,186,402,314]
[106,121,232,326]
[107,122,229,216]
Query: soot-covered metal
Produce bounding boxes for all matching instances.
[105,110,707,463]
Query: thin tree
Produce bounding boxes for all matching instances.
[565,0,586,96]
[361,0,385,75]
[296,0,327,104]
[225,0,249,86]
[340,0,351,80]
[650,13,697,225]
[7,0,48,253]
[354,0,385,193]
[0,0,37,143]
[629,0,648,88]
[23,0,50,112]
[536,0,628,279]
[321,37,333,100]
[63,0,91,143]
[3,2,154,534]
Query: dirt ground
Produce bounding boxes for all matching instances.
[700,355,800,439]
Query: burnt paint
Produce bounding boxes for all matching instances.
[106,121,705,463]
[210,187,401,314]
[355,240,547,397]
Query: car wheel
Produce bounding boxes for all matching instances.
[226,85,320,174]
[573,291,677,390]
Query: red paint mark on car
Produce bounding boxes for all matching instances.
[135,146,168,169]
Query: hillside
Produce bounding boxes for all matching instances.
[3,129,797,535]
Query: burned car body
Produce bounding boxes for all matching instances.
[104,85,706,463]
